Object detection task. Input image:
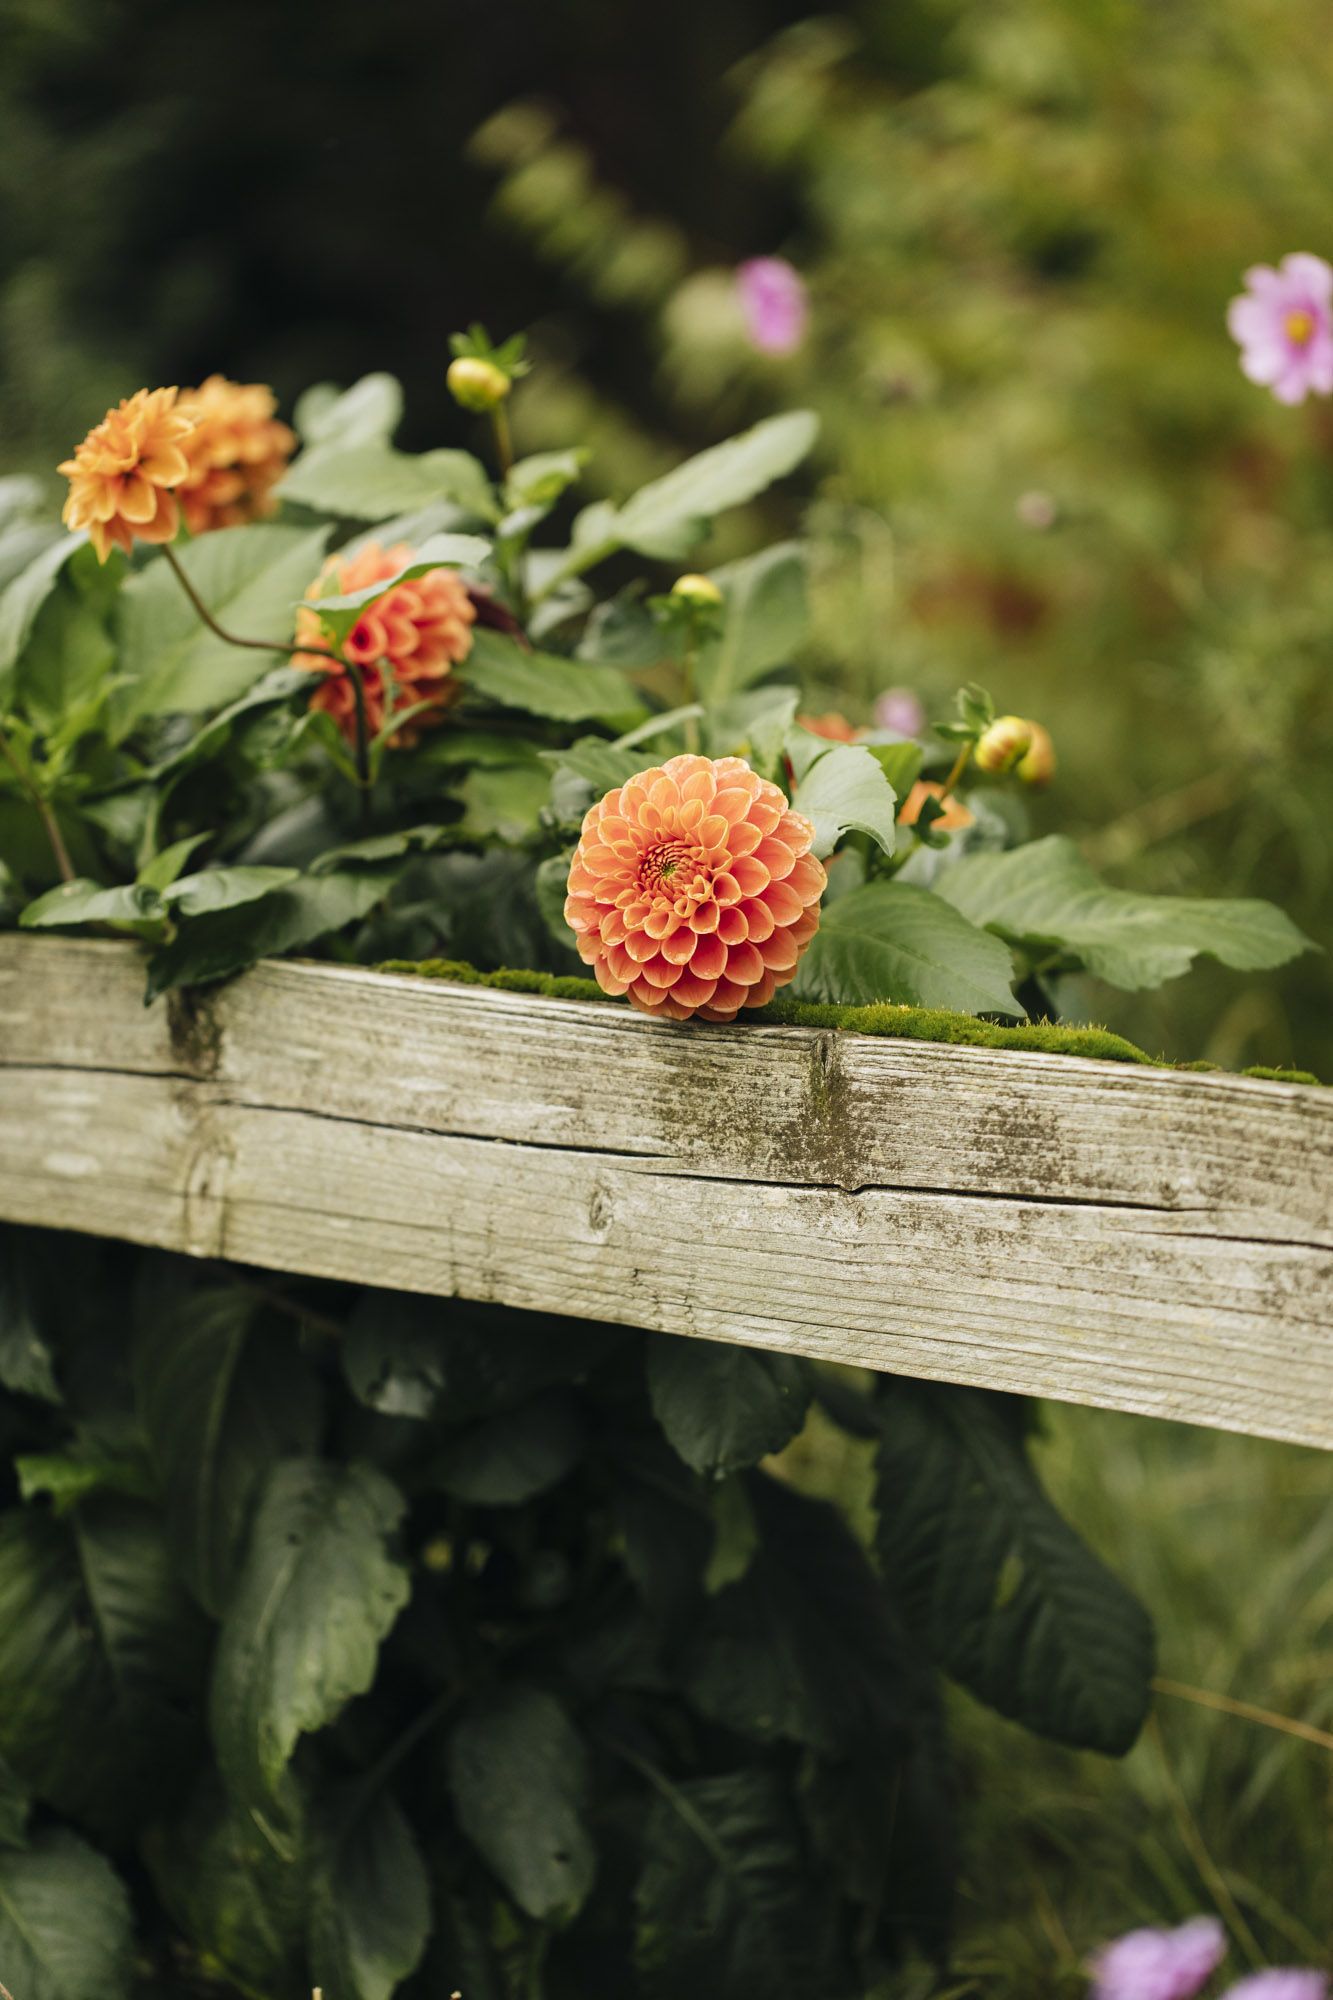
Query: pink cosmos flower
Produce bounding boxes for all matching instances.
[1089,1916,1228,2000]
[1223,1976,1329,2000]
[873,687,926,737]
[1227,254,1333,404]
[737,257,808,356]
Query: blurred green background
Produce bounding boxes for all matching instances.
[4,0,1331,1987]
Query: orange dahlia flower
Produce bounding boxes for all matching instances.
[797,711,858,743]
[176,375,296,534]
[59,387,195,561]
[565,753,826,1023]
[293,541,476,744]
[898,779,975,832]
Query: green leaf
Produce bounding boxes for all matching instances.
[144,862,400,999]
[610,410,818,560]
[875,1382,1155,1752]
[934,834,1317,990]
[865,737,925,799]
[634,1769,830,2000]
[13,548,117,736]
[0,1753,29,1850]
[308,1785,431,2000]
[342,1292,621,1425]
[541,737,646,796]
[705,686,800,773]
[794,880,1022,1015]
[447,1684,596,1922]
[133,1279,323,1615]
[144,665,309,782]
[295,373,404,449]
[458,760,551,842]
[432,1389,586,1504]
[681,1477,911,1756]
[0,1830,133,2000]
[210,1459,410,1815]
[0,533,86,682]
[0,1500,208,1841]
[160,864,298,918]
[646,1336,810,1478]
[137,832,211,892]
[696,542,808,702]
[788,737,898,858]
[282,442,497,522]
[143,1771,311,1998]
[307,532,491,644]
[0,1230,62,1402]
[15,1445,154,1512]
[463,627,645,725]
[20,877,163,931]
[505,448,589,510]
[112,524,332,731]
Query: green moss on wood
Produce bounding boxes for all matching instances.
[376,957,1321,1084]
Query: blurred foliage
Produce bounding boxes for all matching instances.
[470,0,1333,1073]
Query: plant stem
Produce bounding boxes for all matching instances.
[163,541,372,820]
[1152,1674,1333,1752]
[162,543,343,667]
[938,738,973,801]
[681,627,701,754]
[0,725,75,882]
[491,401,514,478]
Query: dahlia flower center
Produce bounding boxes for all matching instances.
[639,838,711,906]
[1285,308,1316,346]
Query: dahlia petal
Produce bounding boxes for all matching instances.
[644,907,675,939]
[712,871,743,906]
[712,787,754,824]
[746,970,779,1009]
[759,927,799,972]
[639,953,684,988]
[724,941,765,986]
[670,969,719,1009]
[729,854,770,896]
[708,977,749,1014]
[716,906,748,945]
[661,927,699,965]
[689,932,727,981]
[755,837,797,881]
[594,964,630,997]
[117,473,161,524]
[739,897,775,942]
[750,800,783,836]
[689,901,720,933]
[778,811,816,855]
[726,819,764,857]
[761,879,805,925]
[680,771,715,804]
[697,814,730,849]
[788,854,828,902]
[623,929,660,964]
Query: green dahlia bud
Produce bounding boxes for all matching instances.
[1016,720,1055,787]
[974,714,1034,775]
[447,356,512,412]
[671,572,724,607]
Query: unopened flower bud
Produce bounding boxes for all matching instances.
[974,714,1034,775]
[671,572,723,607]
[1016,720,1055,787]
[447,356,512,412]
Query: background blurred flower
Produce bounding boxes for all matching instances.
[565,752,825,1021]
[58,386,193,561]
[798,710,857,742]
[1089,1916,1227,2000]
[293,540,475,744]
[1223,1976,1329,2000]
[873,687,926,737]
[1227,253,1333,404]
[176,374,295,533]
[736,256,808,355]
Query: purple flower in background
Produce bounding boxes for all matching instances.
[1224,1976,1330,2000]
[737,257,808,355]
[1089,1916,1228,2000]
[873,687,926,737]
[1227,253,1333,404]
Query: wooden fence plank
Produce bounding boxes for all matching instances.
[1,935,1330,1447]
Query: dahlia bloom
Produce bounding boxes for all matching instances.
[899,779,974,832]
[1089,1917,1227,2000]
[1223,1976,1329,2000]
[59,387,194,562]
[737,257,808,356]
[1227,254,1333,405]
[176,375,296,534]
[565,753,826,1022]
[798,711,858,743]
[293,541,476,744]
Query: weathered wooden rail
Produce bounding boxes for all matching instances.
[1,935,1330,1447]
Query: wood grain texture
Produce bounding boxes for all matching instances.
[2,934,1330,1447]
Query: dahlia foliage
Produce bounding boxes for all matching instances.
[0,325,1322,2000]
